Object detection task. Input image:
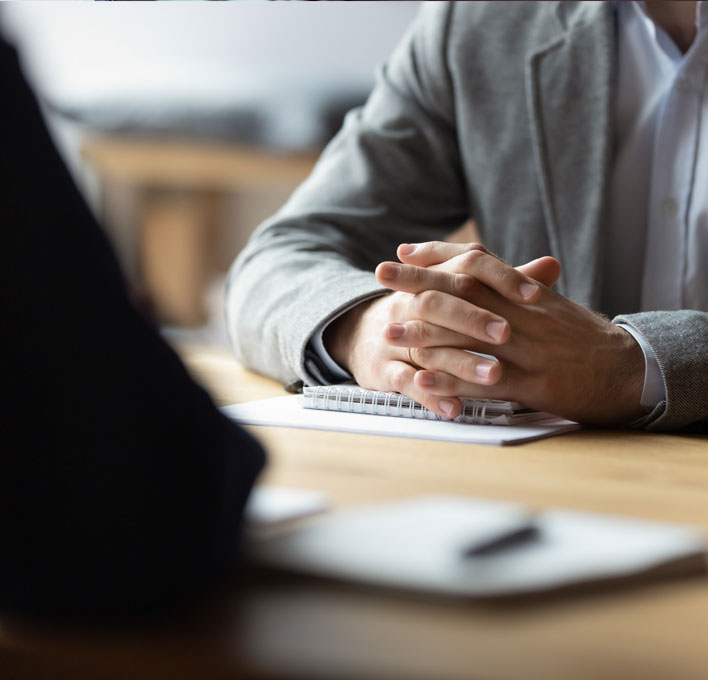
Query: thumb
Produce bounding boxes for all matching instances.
[516,256,562,288]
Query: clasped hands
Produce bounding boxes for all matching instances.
[325,242,646,426]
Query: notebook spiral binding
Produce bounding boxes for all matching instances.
[305,385,490,424]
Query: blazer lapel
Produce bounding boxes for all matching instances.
[525,2,615,308]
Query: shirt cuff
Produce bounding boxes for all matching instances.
[308,292,385,383]
[615,323,666,412]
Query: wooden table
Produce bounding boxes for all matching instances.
[2,344,708,680]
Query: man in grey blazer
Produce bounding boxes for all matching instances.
[226,1,708,432]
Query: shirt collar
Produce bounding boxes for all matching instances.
[633,1,703,62]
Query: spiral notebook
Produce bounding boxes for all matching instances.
[221,386,581,446]
[302,385,549,425]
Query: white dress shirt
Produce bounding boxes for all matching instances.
[606,0,708,408]
[313,1,708,412]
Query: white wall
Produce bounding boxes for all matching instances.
[2,2,420,105]
[1,1,420,193]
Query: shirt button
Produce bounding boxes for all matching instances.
[676,78,690,93]
[662,198,678,217]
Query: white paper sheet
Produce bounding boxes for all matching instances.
[245,485,331,528]
[247,496,707,597]
[221,395,580,446]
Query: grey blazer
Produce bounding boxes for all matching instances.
[226,1,708,432]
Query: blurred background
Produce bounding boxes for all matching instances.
[1,1,420,346]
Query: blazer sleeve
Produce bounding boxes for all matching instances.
[225,2,470,386]
[0,38,266,618]
[613,311,708,432]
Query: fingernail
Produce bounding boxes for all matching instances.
[387,323,405,339]
[486,320,507,341]
[399,243,417,256]
[439,400,455,418]
[519,282,539,300]
[475,361,495,379]
[420,372,436,386]
[378,263,400,280]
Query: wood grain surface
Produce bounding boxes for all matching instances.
[2,343,707,680]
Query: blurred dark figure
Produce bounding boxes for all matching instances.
[0,36,265,619]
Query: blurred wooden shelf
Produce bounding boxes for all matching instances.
[81,136,319,192]
[81,135,318,326]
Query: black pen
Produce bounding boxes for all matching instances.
[461,523,539,558]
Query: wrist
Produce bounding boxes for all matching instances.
[323,298,377,374]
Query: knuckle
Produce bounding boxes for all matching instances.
[416,241,434,257]
[413,347,431,365]
[407,265,422,285]
[461,248,486,270]
[457,355,475,380]
[436,372,456,393]
[498,264,520,286]
[454,273,479,298]
[463,306,482,333]
[407,320,426,344]
[389,366,408,393]
[416,321,432,344]
[415,289,439,316]
[389,292,410,317]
